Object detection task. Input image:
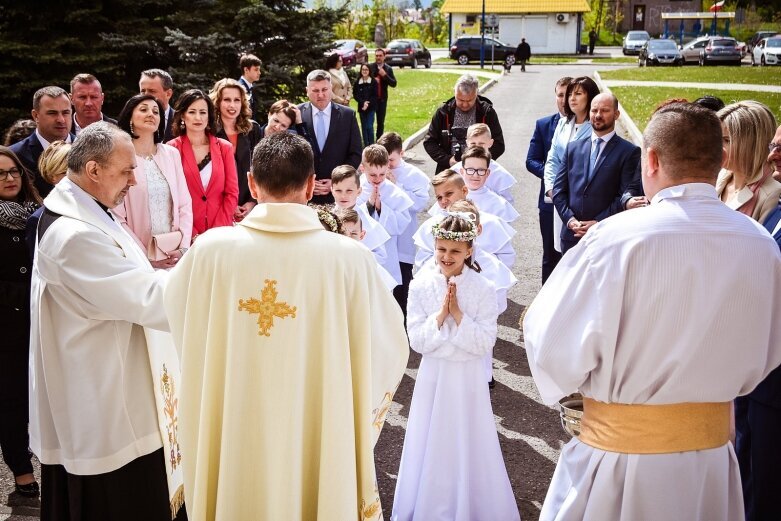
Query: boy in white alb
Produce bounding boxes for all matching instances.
[357,145,414,292]
[451,123,516,203]
[415,170,515,269]
[334,207,398,291]
[331,165,390,266]
[378,132,431,315]
[461,146,519,223]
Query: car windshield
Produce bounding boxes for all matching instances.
[767,39,781,48]
[649,40,677,50]
[713,39,736,47]
[628,32,649,41]
[387,42,409,51]
[335,40,354,50]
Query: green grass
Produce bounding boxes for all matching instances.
[599,66,781,85]
[350,69,465,139]
[611,86,781,130]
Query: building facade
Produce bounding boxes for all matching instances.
[440,0,591,54]
[618,0,700,36]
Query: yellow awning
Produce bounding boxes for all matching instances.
[441,0,590,14]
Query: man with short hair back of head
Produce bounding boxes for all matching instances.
[524,102,781,521]
[70,73,117,135]
[10,85,74,197]
[30,121,186,521]
[164,131,409,521]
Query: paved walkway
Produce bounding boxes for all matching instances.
[601,79,781,93]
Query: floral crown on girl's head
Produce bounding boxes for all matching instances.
[431,211,478,242]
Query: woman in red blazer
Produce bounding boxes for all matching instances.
[169,89,238,239]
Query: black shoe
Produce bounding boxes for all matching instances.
[15,481,39,498]
[488,378,496,389]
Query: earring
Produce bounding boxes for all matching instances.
[180,120,185,128]
[130,121,135,134]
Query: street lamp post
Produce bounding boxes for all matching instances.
[480,0,486,68]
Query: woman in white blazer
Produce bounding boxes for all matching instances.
[543,76,600,252]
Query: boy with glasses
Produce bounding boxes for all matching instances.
[460,146,519,223]
[450,124,516,203]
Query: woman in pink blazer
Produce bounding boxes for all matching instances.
[168,89,238,239]
[114,94,193,269]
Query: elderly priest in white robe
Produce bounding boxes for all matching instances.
[164,131,409,521]
[29,122,186,521]
[523,102,781,521]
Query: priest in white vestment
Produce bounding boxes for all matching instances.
[165,132,409,521]
[524,102,781,521]
[29,123,184,521]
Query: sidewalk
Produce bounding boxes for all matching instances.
[600,79,781,93]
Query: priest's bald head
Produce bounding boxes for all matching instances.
[249,132,316,204]
[641,102,724,200]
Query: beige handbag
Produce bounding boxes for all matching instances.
[147,230,183,261]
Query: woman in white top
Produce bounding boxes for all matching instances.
[543,76,600,252]
[326,52,352,106]
[114,94,193,269]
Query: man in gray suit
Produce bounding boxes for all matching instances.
[297,69,362,204]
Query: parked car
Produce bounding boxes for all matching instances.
[449,35,517,66]
[680,36,710,64]
[622,30,651,55]
[638,39,684,66]
[747,30,779,53]
[384,39,432,68]
[698,37,742,66]
[752,36,781,66]
[329,39,368,67]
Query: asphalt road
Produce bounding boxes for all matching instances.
[0,63,629,520]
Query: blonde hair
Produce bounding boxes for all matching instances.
[38,140,71,185]
[431,168,464,187]
[209,78,253,134]
[466,123,491,139]
[718,100,777,184]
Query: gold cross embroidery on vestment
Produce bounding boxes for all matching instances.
[238,279,297,336]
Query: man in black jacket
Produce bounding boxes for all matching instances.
[367,48,397,140]
[423,74,504,175]
[515,38,531,72]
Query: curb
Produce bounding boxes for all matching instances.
[403,75,500,152]
[593,71,643,146]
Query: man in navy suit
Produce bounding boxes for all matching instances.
[553,92,641,253]
[735,125,781,521]
[139,69,175,142]
[526,76,570,283]
[297,69,362,204]
[10,86,74,198]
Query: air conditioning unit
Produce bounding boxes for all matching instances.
[556,13,570,24]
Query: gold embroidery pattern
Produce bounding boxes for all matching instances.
[161,364,182,470]
[238,279,297,337]
[372,391,394,432]
[360,485,382,520]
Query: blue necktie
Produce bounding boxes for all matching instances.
[315,111,326,151]
[589,137,603,182]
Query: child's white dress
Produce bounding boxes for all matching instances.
[392,267,520,521]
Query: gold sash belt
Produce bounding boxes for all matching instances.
[579,398,730,454]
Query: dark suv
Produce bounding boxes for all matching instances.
[450,36,516,66]
[385,39,432,68]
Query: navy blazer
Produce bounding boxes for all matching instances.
[749,204,781,408]
[552,133,641,244]
[525,112,560,211]
[297,101,362,204]
[10,132,74,198]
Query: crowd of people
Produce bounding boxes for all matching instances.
[1,46,781,521]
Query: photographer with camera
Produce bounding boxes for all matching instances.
[423,74,505,175]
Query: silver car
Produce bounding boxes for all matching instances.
[680,36,710,64]
[623,31,651,55]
